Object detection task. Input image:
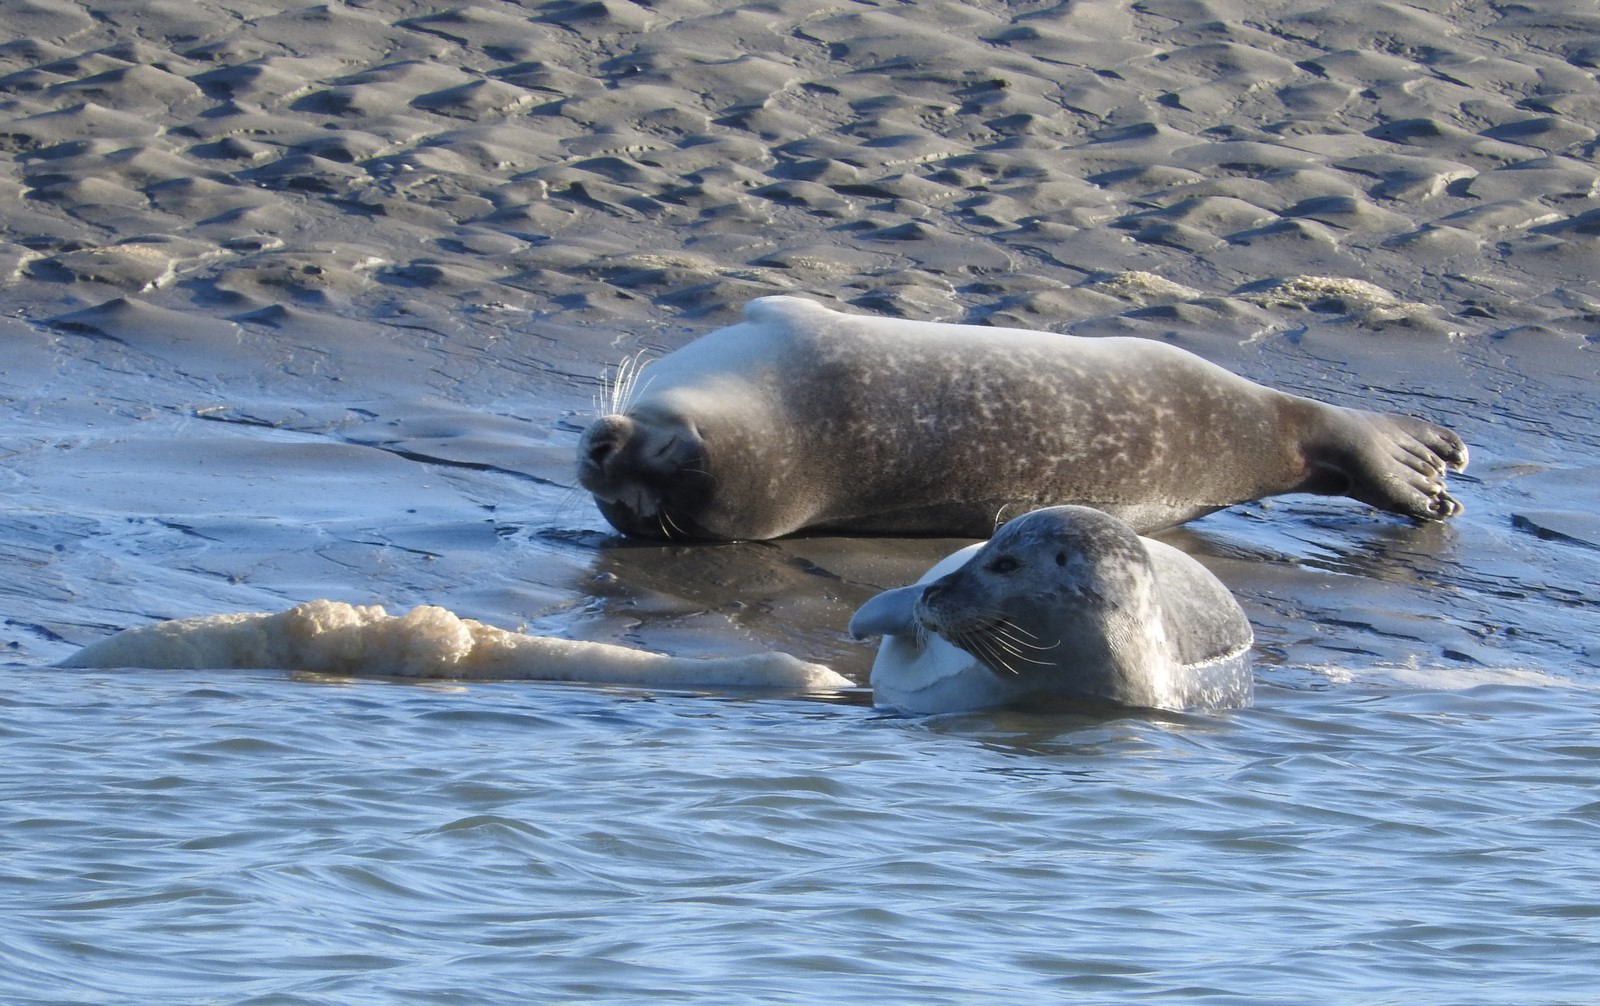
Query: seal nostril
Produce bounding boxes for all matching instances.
[588,441,613,465]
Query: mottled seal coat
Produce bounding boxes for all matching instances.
[849,506,1254,714]
[578,296,1468,540]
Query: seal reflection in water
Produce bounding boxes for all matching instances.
[849,506,1253,714]
[577,296,1468,541]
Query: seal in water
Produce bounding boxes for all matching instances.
[578,296,1468,540]
[848,506,1254,714]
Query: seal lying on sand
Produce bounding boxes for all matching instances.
[578,296,1468,540]
[848,506,1253,714]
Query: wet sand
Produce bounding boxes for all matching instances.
[2,0,1597,686]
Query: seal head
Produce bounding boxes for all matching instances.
[850,506,1254,714]
[578,407,714,539]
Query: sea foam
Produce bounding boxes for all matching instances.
[58,599,851,690]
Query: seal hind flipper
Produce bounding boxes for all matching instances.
[1306,411,1469,520]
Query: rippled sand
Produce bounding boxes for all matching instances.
[2,0,1596,685]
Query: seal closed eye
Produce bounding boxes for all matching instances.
[577,296,1468,541]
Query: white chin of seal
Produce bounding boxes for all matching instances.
[849,506,1254,715]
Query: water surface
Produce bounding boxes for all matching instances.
[4,668,1597,1004]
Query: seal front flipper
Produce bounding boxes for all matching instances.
[849,585,923,639]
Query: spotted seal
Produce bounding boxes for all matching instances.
[578,296,1467,540]
[848,505,1254,714]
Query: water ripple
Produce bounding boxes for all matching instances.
[3,668,1599,1004]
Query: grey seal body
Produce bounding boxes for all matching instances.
[578,296,1468,540]
[849,506,1254,714]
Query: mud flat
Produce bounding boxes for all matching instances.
[0,0,1595,685]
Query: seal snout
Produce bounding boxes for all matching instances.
[578,414,634,483]
[915,580,956,635]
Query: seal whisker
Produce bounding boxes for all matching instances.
[557,484,593,519]
[620,372,658,414]
[597,361,619,416]
[986,633,1057,662]
[609,354,638,414]
[976,634,1025,677]
[992,502,1023,531]
[988,619,1060,654]
[617,357,657,414]
[598,352,657,416]
[660,508,689,540]
[936,612,1056,673]
[944,626,997,671]
[950,607,1057,653]
[962,610,1050,645]
[678,466,720,488]
[978,627,1055,666]
[951,625,1022,676]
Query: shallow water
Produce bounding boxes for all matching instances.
[4,291,1600,1003]
[5,668,1599,1005]
[4,291,1598,1005]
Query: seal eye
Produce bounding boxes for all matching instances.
[988,555,1020,574]
[1055,552,1066,566]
